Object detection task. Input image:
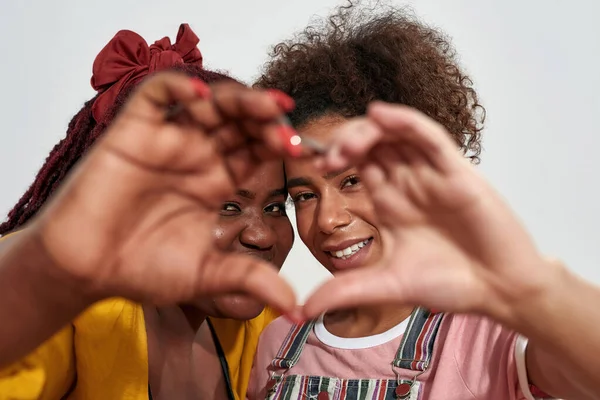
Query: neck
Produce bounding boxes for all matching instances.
[323,304,413,338]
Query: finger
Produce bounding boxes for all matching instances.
[212,84,297,154]
[320,118,383,171]
[122,72,210,122]
[212,82,282,121]
[238,119,294,156]
[301,267,408,319]
[361,163,423,225]
[211,124,249,154]
[367,102,463,172]
[185,99,225,131]
[222,147,260,185]
[219,119,293,158]
[197,252,297,316]
[102,116,220,174]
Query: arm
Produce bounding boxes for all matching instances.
[508,260,600,400]
[0,229,93,368]
[0,75,299,368]
[302,104,600,399]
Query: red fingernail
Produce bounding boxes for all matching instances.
[267,89,295,112]
[190,78,211,99]
[278,125,302,157]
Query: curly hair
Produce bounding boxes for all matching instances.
[255,2,485,163]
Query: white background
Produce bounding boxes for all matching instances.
[1,1,598,301]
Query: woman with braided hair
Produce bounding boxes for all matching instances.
[0,23,299,400]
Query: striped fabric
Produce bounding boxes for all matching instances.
[393,309,444,371]
[266,376,422,400]
[271,321,316,369]
[266,308,444,400]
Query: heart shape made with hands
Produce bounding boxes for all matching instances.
[284,102,545,323]
[32,74,545,327]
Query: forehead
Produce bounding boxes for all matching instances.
[297,114,347,143]
[242,161,285,193]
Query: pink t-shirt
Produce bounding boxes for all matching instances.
[247,313,546,400]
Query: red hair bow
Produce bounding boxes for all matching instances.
[90,23,203,123]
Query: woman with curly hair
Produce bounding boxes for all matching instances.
[248,4,555,400]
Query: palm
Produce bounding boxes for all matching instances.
[359,146,493,311]
[34,74,296,310]
[303,103,543,318]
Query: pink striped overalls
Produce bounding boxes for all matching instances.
[264,308,444,400]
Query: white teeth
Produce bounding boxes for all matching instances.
[329,239,370,259]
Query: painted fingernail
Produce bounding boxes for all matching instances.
[266,89,295,112]
[190,78,211,99]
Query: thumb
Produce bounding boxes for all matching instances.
[122,71,211,123]
[195,251,297,316]
[321,118,383,172]
[301,265,408,320]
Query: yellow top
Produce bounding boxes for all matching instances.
[0,280,277,400]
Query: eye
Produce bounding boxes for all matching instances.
[292,192,317,204]
[220,202,241,216]
[264,202,287,216]
[341,174,361,189]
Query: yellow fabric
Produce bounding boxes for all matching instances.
[0,292,277,400]
[210,307,279,400]
[0,325,75,400]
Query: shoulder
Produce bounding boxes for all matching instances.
[443,313,517,346]
[439,313,523,396]
[73,298,144,337]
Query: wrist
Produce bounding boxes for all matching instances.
[0,227,98,366]
[493,257,571,336]
[10,227,101,310]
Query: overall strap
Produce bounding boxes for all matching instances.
[393,308,445,371]
[206,318,236,400]
[270,320,316,370]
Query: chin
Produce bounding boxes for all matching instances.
[212,295,265,320]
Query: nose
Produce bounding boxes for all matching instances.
[317,191,352,234]
[239,214,276,251]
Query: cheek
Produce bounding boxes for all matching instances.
[355,195,379,227]
[213,221,240,250]
[273,219,294,255]
[294,207,315,247]
[342,185,378,220]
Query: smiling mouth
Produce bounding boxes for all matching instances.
[326,238,373,260]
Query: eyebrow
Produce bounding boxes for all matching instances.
[269,188,288,198]
[323,166,353,180]
[287,166,353,189]
[286,177,312,190]
[236,189,255,200]
[236,187,287,200]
